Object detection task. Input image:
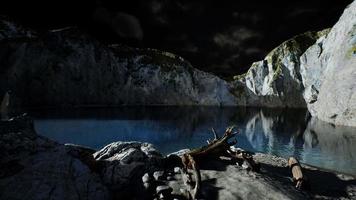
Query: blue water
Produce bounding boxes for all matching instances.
[31,106,356,176]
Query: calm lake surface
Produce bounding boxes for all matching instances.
[30,106,356,176]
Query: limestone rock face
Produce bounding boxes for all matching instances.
[231,30,329,108]
[0,19,236,107]
[0,118,110,200]
[93,141,163,198]
[300,1,356,127]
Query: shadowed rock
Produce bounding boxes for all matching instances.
[0,19,236,107]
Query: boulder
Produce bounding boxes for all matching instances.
[300,0,356,127]
[153,170,165,181]
[93,141,164,198]
[0,117,110,200]
[231,30,329,108]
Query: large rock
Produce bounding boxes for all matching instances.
[231,30,329,108]
[93,141,163,198]
[300,1,356,127]
[0,19,236,107]
[0,117,110,200]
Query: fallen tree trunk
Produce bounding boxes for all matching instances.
[180,127,239,199]
[288,157,309,190]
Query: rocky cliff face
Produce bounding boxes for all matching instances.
[231,30,329,108]
[300,1,356,127]
[0,19,236,107]
[231,0,356,126]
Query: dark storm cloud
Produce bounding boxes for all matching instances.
[93,8,143,41]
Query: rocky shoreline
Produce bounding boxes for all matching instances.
[1,116,355,200]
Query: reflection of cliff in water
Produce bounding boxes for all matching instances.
[33,106,356,174]
[240,108,308,156]
[32,107,238,153]
[241,108,356,174]
[302,118,356,173]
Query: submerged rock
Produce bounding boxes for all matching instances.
[231,30,329,108]
[300,0,356,127]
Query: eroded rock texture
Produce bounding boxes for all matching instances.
[93,141,163,198]
[0,18,236,107]
[300,1,356,126]
[231,30,329,108]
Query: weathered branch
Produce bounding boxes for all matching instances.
[211,128,218,140]
[288,157,309,190]
[180,127,239,199]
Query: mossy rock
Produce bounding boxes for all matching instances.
[233,29,330,83]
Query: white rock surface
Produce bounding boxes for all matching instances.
[300,0,356,127]
[232,30,329,108]
[93,141,163,198]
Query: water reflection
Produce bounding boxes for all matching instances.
[31,106,356,175]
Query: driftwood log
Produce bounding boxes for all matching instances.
[178,126,260,199]
[288,157,309,190]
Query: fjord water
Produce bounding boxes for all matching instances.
[31,107,356,175]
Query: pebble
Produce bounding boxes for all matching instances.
[153,171,165,181]
[143,182,150,190]
[242,161,251,170]
[174,167,181,174]
[142,173,150,183]
[156,185,173,197]
[159,193,165,199]
[166,176,174,181]
[180,188,188,194]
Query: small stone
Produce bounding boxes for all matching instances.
[166,176,174,181]
[153,171,164,181]
[180,188,188,195]
[156,185,173,195]
[159,193,165,199]
[142,173,150,183]
[242,161,251,170]
[143,182,150,190]
[174,167,180,174]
